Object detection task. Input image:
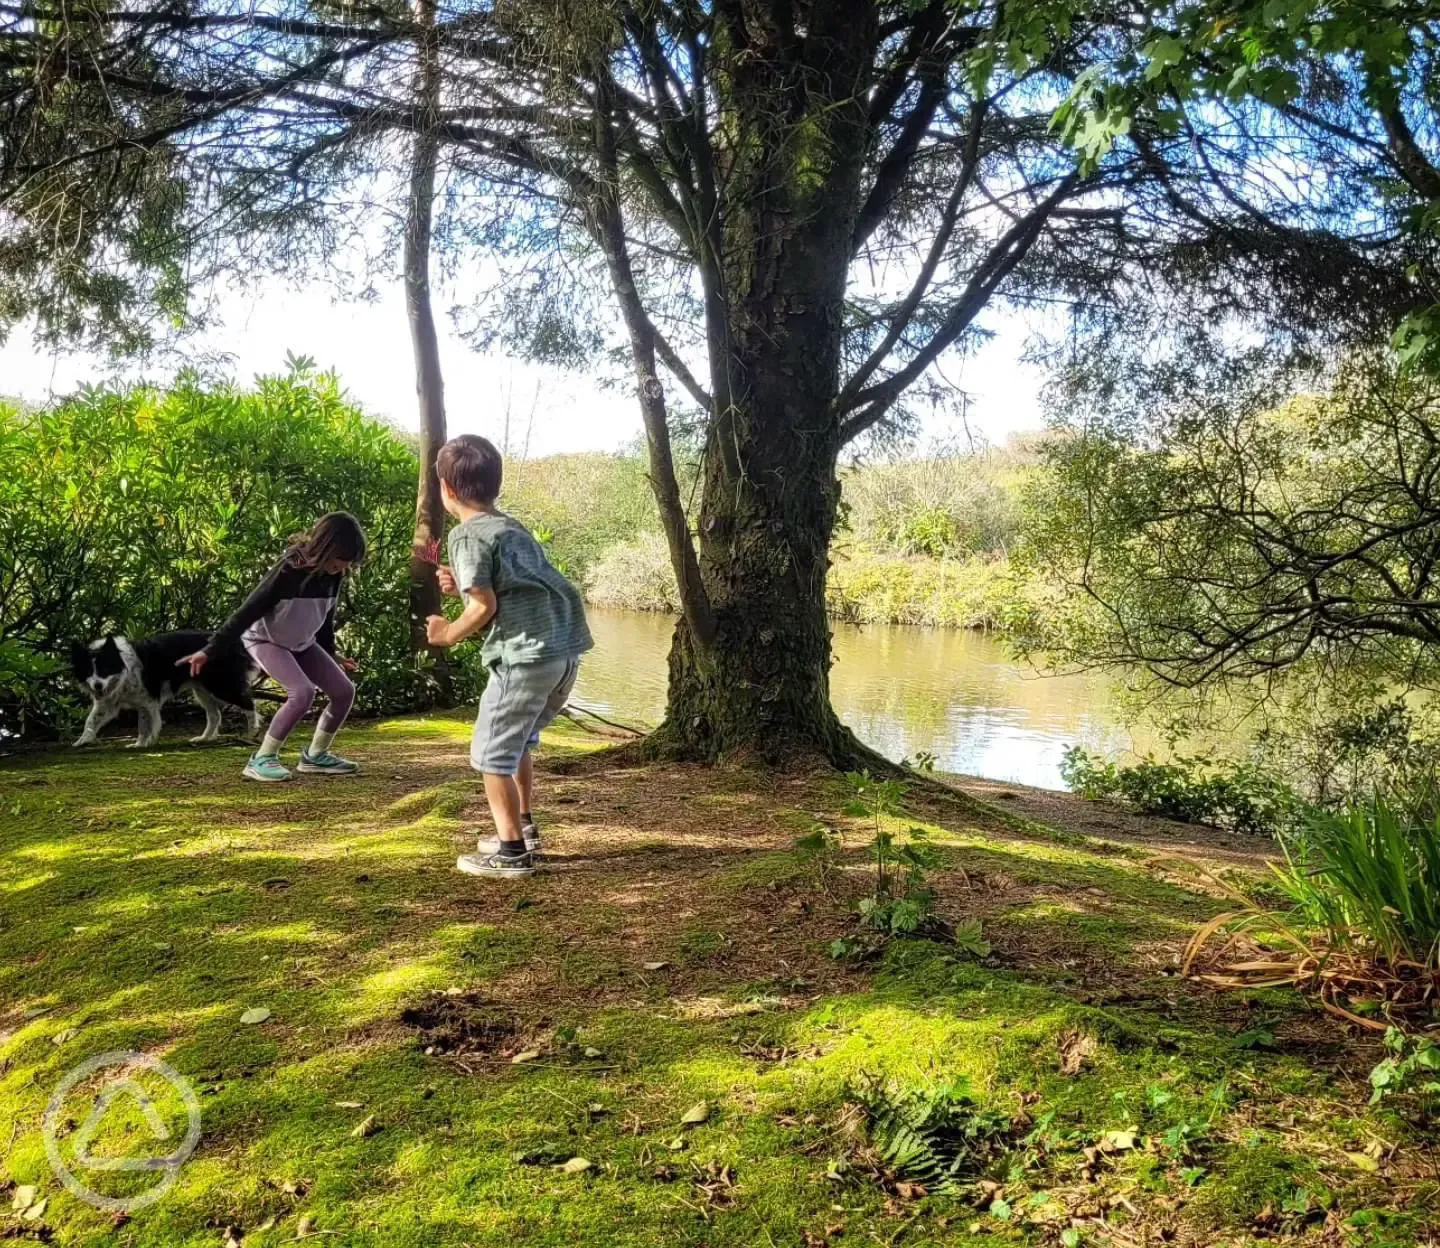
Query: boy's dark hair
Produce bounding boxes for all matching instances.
[437,435,503,506]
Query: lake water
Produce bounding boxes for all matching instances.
[570,607,1160,791]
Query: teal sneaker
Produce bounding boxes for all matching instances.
[296,749,360,777]
[243,754,292,783]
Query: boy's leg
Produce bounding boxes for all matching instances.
[518,744,536,822]
[460,661,569,876]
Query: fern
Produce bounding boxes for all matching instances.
[857,1075,1013,1193]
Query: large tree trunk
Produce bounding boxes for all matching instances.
[591,0,888,766]
[404,0,450,695]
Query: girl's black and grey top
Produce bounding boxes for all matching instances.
[205,558,342,657]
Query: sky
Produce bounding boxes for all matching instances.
[0,276,1051,458]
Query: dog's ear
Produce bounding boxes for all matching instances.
[69,641,91,677]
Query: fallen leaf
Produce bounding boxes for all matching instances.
[557,1157,593,1174]
[583,1047,604,1059]
[511,1049,541,1064]
[256,1217,278,1232]
[350,1115,379,1139]
[334,1101,364,1109]
[667,1136,688,1151]
[21,1006,53,1020]
[52,1027,78,1045]
[587,1103,610,1116]
[1099,1128,1139,1153]
[22,1198,48,1222]
[11,1186,37,1213]
[296,1212,316,1237]
[680,1102,710,1126]
[1345,1151,1381,1173]
[895,1181,927,1200]
[642,961,670,971]
[240,1007,271,1025]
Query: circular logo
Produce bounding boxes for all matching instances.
[43,1051,202,1213]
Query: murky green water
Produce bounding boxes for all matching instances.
[571,607,1161,791]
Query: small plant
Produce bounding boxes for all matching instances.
[838,771,965,948]
[1369,1027,1440,1106]
[793,822,843,892]
[856,1074,1014,1194]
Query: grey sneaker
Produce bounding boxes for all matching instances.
[475,826,541,857]
[296,749,360,776]
[456,849,536,879]
[243,754,292,783]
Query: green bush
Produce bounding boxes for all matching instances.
[0,368,485,737]
[1061,747,1303,837]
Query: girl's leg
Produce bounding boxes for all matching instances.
[246,641,316,756]
[294,645,355,757]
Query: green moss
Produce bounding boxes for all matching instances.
[0,716,1433,1246]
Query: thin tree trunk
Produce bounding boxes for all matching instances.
[405,0,449,695]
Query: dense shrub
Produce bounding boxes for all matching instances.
[838,447,1033,559]
[1061,747,1303,837]
[582,534,680,612]
[0,369,485,737]
[503,452,662,581]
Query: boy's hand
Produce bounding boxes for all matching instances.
[436,564,458,596]
[177,651,208,678]
[425,615,452,647]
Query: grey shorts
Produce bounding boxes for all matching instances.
[471,655,580,776]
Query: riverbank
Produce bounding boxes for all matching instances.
[3,714,1432,1246]
[583,536,1039,631]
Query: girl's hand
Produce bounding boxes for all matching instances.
[177,651,208,678]
[425,615,452,647]
[436,564,458,596]
[339,656,358,673]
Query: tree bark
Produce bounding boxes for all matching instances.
[405,0,450,694]
[640,0,885,767]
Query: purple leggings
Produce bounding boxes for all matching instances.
[246,641,355,744]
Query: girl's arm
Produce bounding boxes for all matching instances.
[204,560,292,656]
[317,605,336,656]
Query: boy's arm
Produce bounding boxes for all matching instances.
[427,587,496,648]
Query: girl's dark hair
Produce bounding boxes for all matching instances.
[288,512,367,570]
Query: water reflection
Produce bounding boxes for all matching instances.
[570,607,1154,790]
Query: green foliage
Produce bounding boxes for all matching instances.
[0,370,485,735]
[855,1074,1014,1194]
[1273,796,1440,970]
[1061,748,1302,838]
[1369,1028,1440,1107]
[833,770,988,956]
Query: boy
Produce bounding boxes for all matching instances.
[427,434,593,878]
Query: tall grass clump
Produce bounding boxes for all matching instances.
[1185,789,1440,1028]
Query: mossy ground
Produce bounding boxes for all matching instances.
[1,712,1435,1246]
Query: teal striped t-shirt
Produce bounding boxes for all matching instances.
[447,511,593,666]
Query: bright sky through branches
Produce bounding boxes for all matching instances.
[0,278,1047,458]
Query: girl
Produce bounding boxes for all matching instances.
[180,512,366,781]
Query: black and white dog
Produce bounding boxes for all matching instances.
[71,631,263,749]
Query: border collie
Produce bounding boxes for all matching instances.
[71,631,263,749]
